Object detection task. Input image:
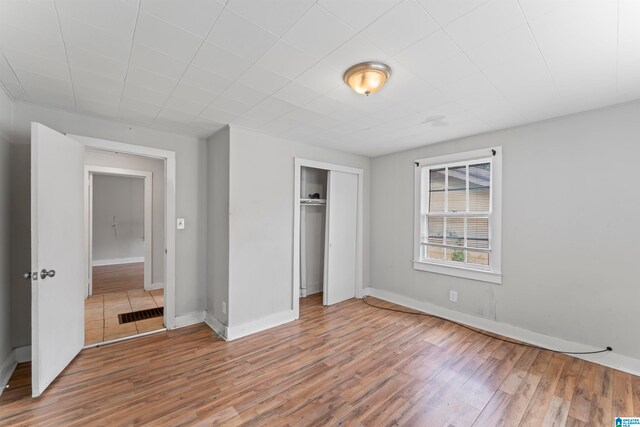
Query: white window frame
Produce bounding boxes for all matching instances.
[413,147,502,284]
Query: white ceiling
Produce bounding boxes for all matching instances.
[0,0,638,156]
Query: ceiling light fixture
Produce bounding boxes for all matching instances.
[343,61,392,96]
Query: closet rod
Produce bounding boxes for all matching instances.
[300,198,326,206]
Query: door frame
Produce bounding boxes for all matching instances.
[85,166,153,296]
[292,158,364,319]
[70,134,177,330]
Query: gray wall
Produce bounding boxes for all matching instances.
[11,102,208,348]
[207,126,230,325]
[9,141,29,348]
[0,88,12,362]
[228,127,370,327]
[85,149,165,284]
[92,175,144,262]
[370,100,640,360]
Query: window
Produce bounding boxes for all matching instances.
[414,148,502,284]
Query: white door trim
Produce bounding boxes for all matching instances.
[85,166,153,296]
[292,158,364,319]
[70,134,177,330]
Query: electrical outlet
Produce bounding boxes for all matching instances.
[222,301,227,314]
[449,290,458,303]
[177,218,185,229]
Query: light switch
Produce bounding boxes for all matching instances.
[177,218,185,230]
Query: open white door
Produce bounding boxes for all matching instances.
[323,171,358,306]
[31,123,85,397]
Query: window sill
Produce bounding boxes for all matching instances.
[413,260,502,284]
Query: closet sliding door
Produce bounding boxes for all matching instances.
[323,171,358,306]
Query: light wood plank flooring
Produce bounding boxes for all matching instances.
[85,289,164,345]
[92,262,144,295]
[2,294,638,426]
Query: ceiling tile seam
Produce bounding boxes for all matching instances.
[0,49,30,102]
[225,0,316,38]
[313,2,373,35]
[311,1,453,100]
[65,45,130,82]
[0,20,68,51]
[190,0,430,126]
[189,0,416,130]
[464,109,506,130]
[190,2,404,131]
[304,0,490,123]
[514,0,569,114]
[431,0,492,28]
[116,1,142,119]
[335,3,499,123]
[52,0,78,109]
[413,1,523,123]
[0,81,15,102]
[41,101,188,137]
[349,0,409,36]
[192,0,486,137]
[259,117,305,134]
[189,3,346,128]
[361,4,442,58]
[141,8,226,40]
[615,0,620,99]
[148,3,227,124]
[249,103,316,131]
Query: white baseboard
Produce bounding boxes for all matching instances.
[0,350,17,397]
[366,287,640,376]
[14,346,31,363]
[226,309,297,341]
[145,282,164,291]
[173,311,205,328]
[92,257,144,267]
[300,289,322,298]
[356,286,371,298]
[0,345,30,396]
[204,311,228,340]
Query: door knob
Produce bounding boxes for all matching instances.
[40,269,56,279]
[24,272,38,280]
[23,272,31,279]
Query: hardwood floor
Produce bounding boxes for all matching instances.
[92,262,144,295]
[1,294,638,426]
[85,289,164,345]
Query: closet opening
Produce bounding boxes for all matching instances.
[293,159,364,318]
[299,167,327,307]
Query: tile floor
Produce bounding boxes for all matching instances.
[85,289,164,345]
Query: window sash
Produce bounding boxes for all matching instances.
[420,158,493,268]
[420,242,491,253]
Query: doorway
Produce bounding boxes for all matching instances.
[293,159,364,319]
[74,135,177,349]
[84,160,163,346]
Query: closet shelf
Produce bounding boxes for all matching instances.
[300,198,326,205]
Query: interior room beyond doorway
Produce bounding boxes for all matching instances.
[84,149,166,347]
[85,288,164,345]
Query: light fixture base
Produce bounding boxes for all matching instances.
[343,61,392,96]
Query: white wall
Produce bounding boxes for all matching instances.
[227,127,370,327]
[85,149,165,284]
[370,100,640,361]
[0,88,13,365]
[207,126,230,325]
[92,175,144,262]
[10,101,208,346]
